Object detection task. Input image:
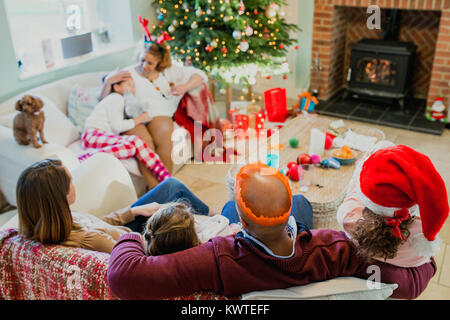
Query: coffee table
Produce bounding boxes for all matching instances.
[224,114,385,230]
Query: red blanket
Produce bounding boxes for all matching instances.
[0,228,235,300]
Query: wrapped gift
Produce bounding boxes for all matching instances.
[254,111,265,132]
[297,92,318,113]
[234,114,249,131]
[264,88,287,122]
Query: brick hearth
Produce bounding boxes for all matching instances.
[312,0,450,110]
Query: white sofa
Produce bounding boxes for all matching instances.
[0,71,191,207]
[0,152,138,231]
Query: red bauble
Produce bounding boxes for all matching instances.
[254,9,258,15]
[283,75,288,80]
[205,46,212,52]
[325,135,333,149]
[297,153,312,165]
[288,165,300,181]
[287,161,297,169]
[266,75,271,80]
[295,45,299,50]
[325,132,335,150]
[221,47,228,53]
[280,44,285,49]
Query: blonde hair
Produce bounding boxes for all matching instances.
[135,37,172,72]
[143,202,200,256]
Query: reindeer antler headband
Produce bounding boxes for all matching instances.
[138,15,172,56]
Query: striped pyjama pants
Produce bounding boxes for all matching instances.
[79,128,171,182]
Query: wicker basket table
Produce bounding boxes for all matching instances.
[226,115,385,230]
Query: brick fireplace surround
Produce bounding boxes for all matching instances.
[311,0,450,110]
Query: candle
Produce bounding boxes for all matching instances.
[308,128,325,157]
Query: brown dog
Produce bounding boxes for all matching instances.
[13,95,47,148]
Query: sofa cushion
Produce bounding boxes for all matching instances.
[67,140,142,177]
[0,94,80,147]
[67,85,101,133]
[241,277,398,300]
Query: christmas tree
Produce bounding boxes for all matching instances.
[152,0,300,89]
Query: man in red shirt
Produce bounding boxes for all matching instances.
[107,163,436,300]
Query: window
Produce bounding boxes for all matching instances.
[4,0,136,79]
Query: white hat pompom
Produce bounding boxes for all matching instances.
[412,233,442,259]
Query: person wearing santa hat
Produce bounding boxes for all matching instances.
[337,142,449,268]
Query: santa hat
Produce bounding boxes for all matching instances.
[358,145,449,258]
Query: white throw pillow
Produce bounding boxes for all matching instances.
[0,94,80,147]
[67,85,101,133]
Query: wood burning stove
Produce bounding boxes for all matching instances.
[346,39,416,110]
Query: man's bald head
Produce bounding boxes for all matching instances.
[235,163,292,227]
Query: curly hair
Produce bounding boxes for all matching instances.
[351,207,415,262]
[143,201,200,256]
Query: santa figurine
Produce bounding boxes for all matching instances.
[428,96,448,122]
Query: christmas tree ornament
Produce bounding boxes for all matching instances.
[206,9,212,15]
[280,44,285,49]
[221,47,228,53]
[196,7,203,17]
[310,154,321,165]
[205,46,212,52]
[239,40,249,52]
[265,6,277,19]
[232,30,242,40]
[426,96,448,123]
[297,153,312,165]
[168,24,175,33]
[288,165,301,182]
[244,25,254,36]
[157,13,164,21]
[289,137,299,148]
[238,1,245,15]
[191,21,198,29]
[254,9,259,15]
[283,75,288,80]
[210,40,218,48]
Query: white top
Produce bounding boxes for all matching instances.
[125,64,208,118]
[84,93,135,135]
[194,214,234,243]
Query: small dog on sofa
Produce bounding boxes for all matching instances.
[13,95,48,148]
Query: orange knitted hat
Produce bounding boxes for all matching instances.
[235,162,292,226]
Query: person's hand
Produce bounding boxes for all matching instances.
[170,84,188,96]
[131,202,163,217]
[106,69,132,86]
[134,112,151,125]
